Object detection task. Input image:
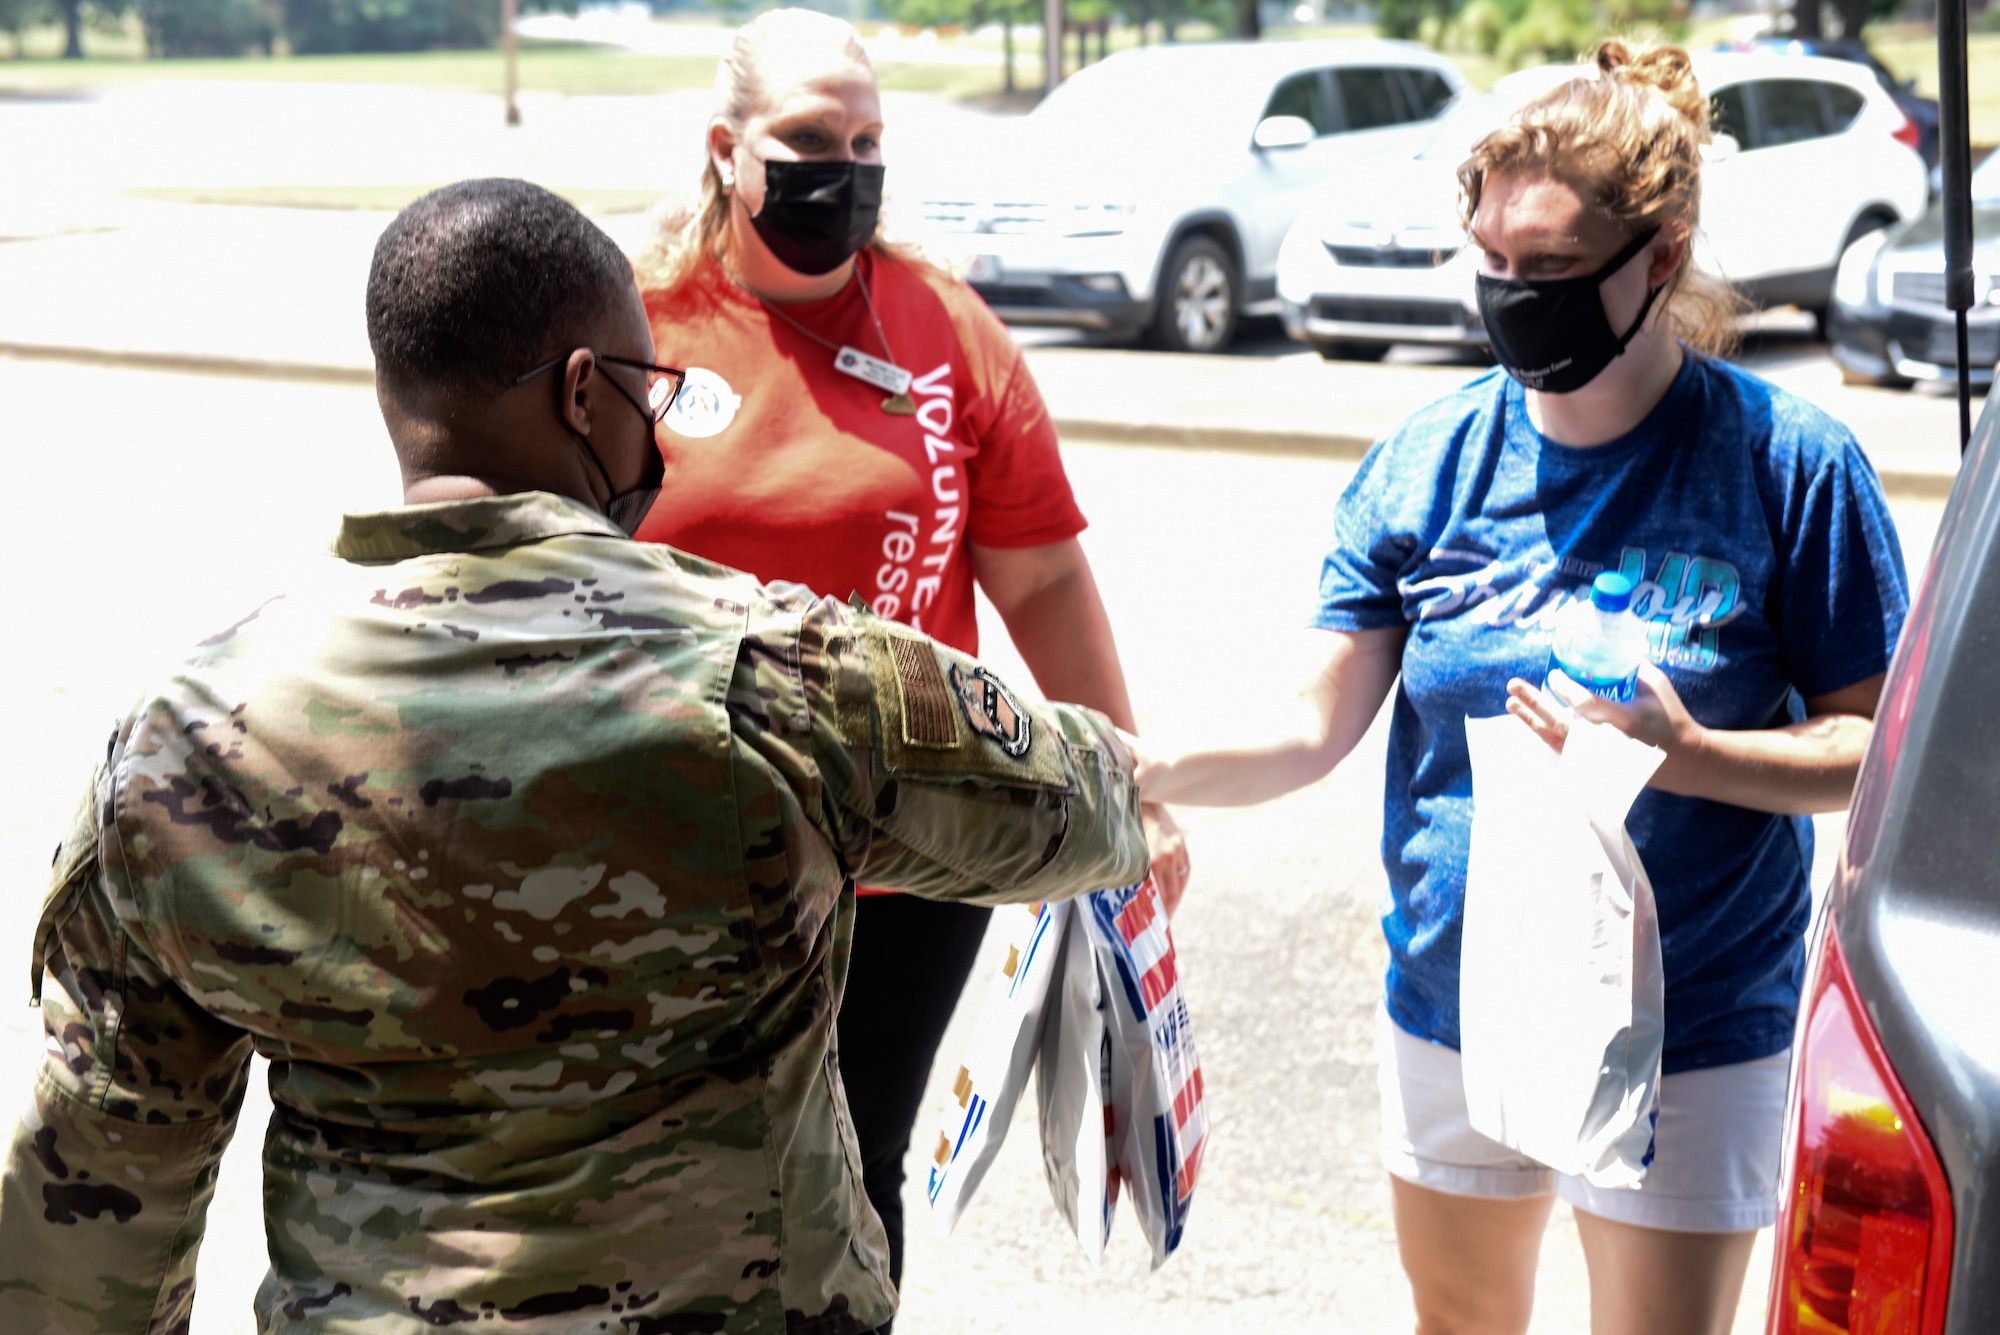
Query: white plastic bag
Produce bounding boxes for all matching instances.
[925,899,1069,1229]
[1459,714,1667,1188]
[1034,904,1115,1264]
[928,880,1208,1267]
[1084,877,1207,1267]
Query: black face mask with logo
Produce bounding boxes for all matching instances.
[750,159,886,277]
[1475,227,1663,395]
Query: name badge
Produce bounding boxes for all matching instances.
[836,346,914,396]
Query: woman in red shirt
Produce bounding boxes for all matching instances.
[632,9,1185,1314]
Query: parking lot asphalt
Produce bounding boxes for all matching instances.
[0,199,1980,496]
[16,358,1928,1335]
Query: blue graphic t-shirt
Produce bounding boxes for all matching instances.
[1313,355,1909,1074]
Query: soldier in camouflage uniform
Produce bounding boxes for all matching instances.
[0,179,1149,1334]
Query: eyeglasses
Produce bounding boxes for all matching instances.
[515,352,686,424]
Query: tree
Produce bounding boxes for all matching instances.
[1113,0,1227,41]
[0,0,43,55]
[1831,0,1896,40]
[1375,0,1455,42]
[283,0,498,53]
[1447,0,1687,66]
[52,0,133,57]
[878,0,1039,92]
[140,0,274,54]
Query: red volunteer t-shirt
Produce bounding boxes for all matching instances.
[635,249,1086,658]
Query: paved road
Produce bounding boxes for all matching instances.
[0,358,1946,1335]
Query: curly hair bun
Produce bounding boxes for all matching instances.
[1455,36,1745,357]
[1593,38,1708,134]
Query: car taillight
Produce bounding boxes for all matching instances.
[1892,114,1922,153]
[1770,925,1953,1335]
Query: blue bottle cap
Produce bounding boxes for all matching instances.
[1591,571,1635,613]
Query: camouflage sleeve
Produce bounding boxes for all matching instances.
[762,593,1148,905]
[0,754,254,1334]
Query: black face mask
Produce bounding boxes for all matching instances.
[572,427,662,537]
[572,372,665,537]
[1475,228,1663,395]
[749,158,885,277]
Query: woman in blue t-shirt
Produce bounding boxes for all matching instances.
[1135,40,1908,1335]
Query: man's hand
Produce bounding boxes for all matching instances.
[1143,801,1190,916]
[1505,661,1702,773]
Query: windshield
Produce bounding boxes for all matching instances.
[1412,67,1586,164]
[1416,91,1521,164]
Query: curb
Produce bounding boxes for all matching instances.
[1,341,1962,500]
[1869,467,1959,502]
[1053,419,1963,501]
[1053,416,1377,461]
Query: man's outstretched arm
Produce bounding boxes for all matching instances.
[780,598,1150,905]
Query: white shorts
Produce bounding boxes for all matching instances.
[1376,1009,1789,1233]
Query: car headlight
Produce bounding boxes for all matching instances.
[1833,228,1891,309]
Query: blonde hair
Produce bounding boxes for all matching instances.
[1458,38,1745,357]
[634,9,904,295]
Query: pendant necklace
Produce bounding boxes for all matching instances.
[727,258,916,415]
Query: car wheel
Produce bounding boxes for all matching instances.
[1313,340,1390,362]
[1150,236,1237,354]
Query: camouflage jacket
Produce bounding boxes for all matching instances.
[0,492,1147,1335]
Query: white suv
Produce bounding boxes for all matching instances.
[1275,51,1928,359]
[908,40,1466,353]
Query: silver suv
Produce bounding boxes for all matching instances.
[909,40,1465,353]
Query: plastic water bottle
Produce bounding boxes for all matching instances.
[1549,572,1650,704]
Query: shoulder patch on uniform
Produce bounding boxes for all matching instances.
[857,627,1072,792]
[948,662,1031,759]
[890,637,958,749]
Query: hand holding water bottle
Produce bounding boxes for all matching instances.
[1505,572,1705,792]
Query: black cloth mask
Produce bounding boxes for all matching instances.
[749,158,885,277]
[572,426,663,537]
[1476,227,1663,394]
[600,444,663,538]
[570,374,666,537]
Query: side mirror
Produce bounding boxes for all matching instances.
[1702,133,1741,163]
[1253,115,1316,151]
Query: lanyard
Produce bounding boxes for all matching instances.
[727,258,916,415]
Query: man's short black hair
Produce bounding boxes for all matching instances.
[366,178,634,398]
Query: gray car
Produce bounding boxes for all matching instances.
[1763,391,2000,1333]
[1827,150,2000,388]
